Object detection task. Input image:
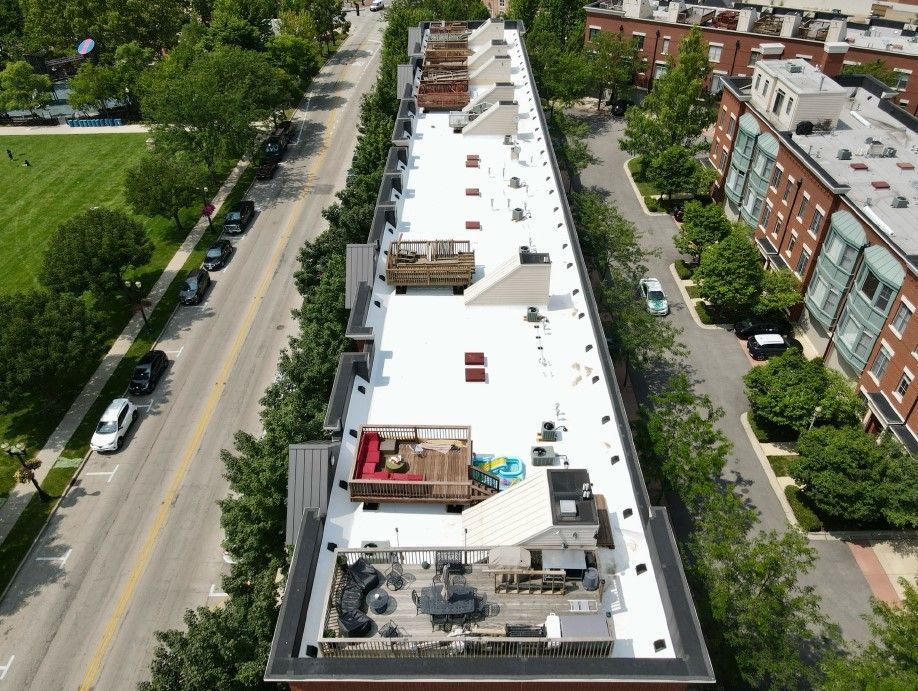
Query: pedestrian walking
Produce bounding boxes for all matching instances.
[22,159,30,167]
[6,149,12,160]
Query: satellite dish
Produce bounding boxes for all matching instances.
[77,38,95,55]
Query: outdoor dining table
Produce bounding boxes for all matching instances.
[418,584,476,617]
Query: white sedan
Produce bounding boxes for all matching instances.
[639,278,669,316]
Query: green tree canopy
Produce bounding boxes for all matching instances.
[527,32,591,107]
[68,62,118,113]
[821,578,918,690]
[755,268,801,317]
[40,208,153,297]
[266,33,323,88]
[0,291,104,404]
[695,226,763,314]
[841,59,900,88]
[793,427,918,528]
[647,144,700,200]
[673,200,731,261]
[586,30,641,108]
[0,60,51,114]
[744,349,862,432]
[124,154,207,233]
[620,25,715,163]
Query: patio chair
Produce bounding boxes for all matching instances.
[378,620,404,638]
[411,589,421,614]
[386,553,405,591]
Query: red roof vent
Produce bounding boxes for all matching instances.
[850,162,868,170]
[871,180,890,189]
[897,162,915,170]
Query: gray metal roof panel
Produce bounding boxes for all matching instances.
[345,244,376,309]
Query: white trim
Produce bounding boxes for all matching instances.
[795,54,813,60]
[899,296,915,312]
[588,25,602,31]
[894,67,913,75]
[632,31,646,36]
[709,41,724,47]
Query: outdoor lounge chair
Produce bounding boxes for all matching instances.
[338,609,372,637]
[348,557,381,594]
[386,553,405,591]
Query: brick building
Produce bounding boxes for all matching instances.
[584,1,918,115]
[710,59,918,450]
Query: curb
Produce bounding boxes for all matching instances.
[739,412,800,529]
[623,157,669,217]
[668,263,722,331]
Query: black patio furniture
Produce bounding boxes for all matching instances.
[368,587,390,614]
[348,557,381,593]
[378,621,404,638]
[386,552,405,591]
[435,550,465,574]
[418,584,476,618]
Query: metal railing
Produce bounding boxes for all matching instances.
[319,637,614,658]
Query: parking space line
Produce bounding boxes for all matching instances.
[0,655,13,681]
[85,465,119,483]
[36,548,72,566]
[208,585,228,598]
[133,403,152,411]
[161,346,184,357]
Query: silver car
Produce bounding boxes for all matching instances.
[639,278,669,316]
[90,398,138,452]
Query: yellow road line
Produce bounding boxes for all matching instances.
[78,54,358,691]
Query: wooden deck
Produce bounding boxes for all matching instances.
[336,563,604,640]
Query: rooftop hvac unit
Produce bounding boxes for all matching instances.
[540,421,559,442]
[883,147,897,158]
[837,148,852,160]
[526,306,540,322]
[892,196,909,208]
[531,445,557,466]
[795,121,814,135]
[787,63,804,73]
[509,176,521,188]
[512,207,525,221]
[869,141,885,156]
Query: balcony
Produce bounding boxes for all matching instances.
[349,425,499,505]
[385,240,476,291]
[321,547,613,658]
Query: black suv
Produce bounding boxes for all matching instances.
[203,239,233,270]
[129,350,169,395]
[747,334,798,360]
[255,159,278,180]
[179,268,211,305]
[734,317,791,340]
[223,200,255,234]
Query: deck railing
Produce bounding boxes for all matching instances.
[360,424,470,441]
[318,637,614,658]
[338,546,491,568]
[348,478,493,504]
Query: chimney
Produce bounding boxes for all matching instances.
[780,13,802,38]
[623,0,653,19]
[737,8,758,33]
[826,18,847,43]
[667,1,685,23]
[818,41,849,76]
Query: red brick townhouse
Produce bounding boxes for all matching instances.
[709,58,918,450]
[584,1,918,115]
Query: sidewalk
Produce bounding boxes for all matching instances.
[0,160,248,545]
[0,124,150,135]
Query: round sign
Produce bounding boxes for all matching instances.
[77,38,95,55]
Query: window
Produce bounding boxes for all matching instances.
[786,96,795,114]
[762,78,770,94]
[797,194,809,219]
[896,372,912,398]
[783,180,793,201]
[718,107,726,128]
[742,188,763,219]
[839,315,873,360]
[761,203,772,229]
[708,45,722,62]
[727,115,736,137]
[752,152,774,178]
[749,50,761,66]
[787,233,797,254]
[770,167,783,189]
[726,166,746,194]
[754,74,761,91]
[718,147,728,171]
[633,33,645,51]
[772,89,786,114]
[588,27,599,41]
[891,302,912,335]
[825,232,858,272]
[653,62,667,79]
[795,248,811,275]
[895,70,910,91]
[773,216,783,237]
[809,209,824,235]
[860,269,894,313]
[661,37,670,54]
[871,346,892,380]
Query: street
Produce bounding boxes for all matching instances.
[0,12,384,690]
[577,110,874,643]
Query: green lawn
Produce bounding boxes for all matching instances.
[627,157,659,197]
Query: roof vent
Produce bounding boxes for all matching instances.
[869,141,884,156]
[509,176,521,188]
[787,63,804,73]
[892,196,909,208]
[883,147,897,158]
[837,148,851,160]
[558,499,578,517]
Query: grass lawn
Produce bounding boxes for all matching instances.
[0,134,232,495]
[767,454,799,477]
[627,157,659,197]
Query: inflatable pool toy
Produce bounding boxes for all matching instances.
[472,454,525,487]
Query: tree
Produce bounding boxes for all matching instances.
[645,373,731,509]
[673,200,731,262]
[586,31,641,109]
[793,427,918,528]
[528,35,591,108]
[40,208,153,297]
[267,33,323,88]
[744,349,862,432]
[278,8,320,42]
[620,25,715,165]
[507,0,540,28]
[530,0,585,49]
[691,519,838,689]
[647,145,699,200]
[113,41,154,97]
[695,227,763,314]
[821,578,918,690]
[141,45,298,181]
[841,59,900,88]
[755,268,801,317]
[0,291,104,403]
[0,60,51,115]
[124,154,207,233]
[68,63,118,114]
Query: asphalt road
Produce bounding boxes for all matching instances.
[0,13,384,690]
[576,109,874,643]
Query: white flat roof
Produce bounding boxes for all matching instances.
[301,24,673,659]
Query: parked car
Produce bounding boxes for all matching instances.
[90,398,138,452]
[747,334,798,360]
[273,120,293,144]
[223,200,255,233]
[256,159,278,180]
[203,239,233,270]
[370,0,385,11]
[610,99,631,117]
[179,268,211,305]
[733,317,791,340]
[639,277,669,316]
[129,350,169,395]
[261,135,286,162]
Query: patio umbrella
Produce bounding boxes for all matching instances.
[441,564,450,600]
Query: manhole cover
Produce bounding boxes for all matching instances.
[276,324,285,330]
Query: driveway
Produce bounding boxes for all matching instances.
[577,109,873,643]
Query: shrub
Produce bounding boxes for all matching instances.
[785,486,823,532]
[675,259,695,280]
[644,195,661,212]
[695,302,714,324]
[686,285,700,299]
